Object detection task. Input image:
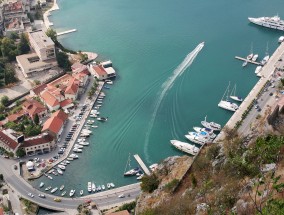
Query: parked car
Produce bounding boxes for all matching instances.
[38,194,45,198]
[118,194,125,198]
[28,193,34,198]
[54,198,62,202]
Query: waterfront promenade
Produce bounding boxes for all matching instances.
[215,41,284,141]
[43,0,59,29]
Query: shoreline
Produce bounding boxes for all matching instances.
[43,0,59,29]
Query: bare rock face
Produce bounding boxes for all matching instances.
[136,155,193,214]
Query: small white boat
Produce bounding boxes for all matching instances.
[97,117,108,122]
[261,55,270,65]
[69,189,76,197]
[65,160,70,164]
[101,185,105,190]
[192,128,216,139]
[242,60,248,67]
[255,66,262,74]
[51,187,58,193]
[82,129,92,134]
[39,182,44,188]
[97,101,103,104]
[88,182,92,192]
[137,174,144,180]
[73,148,83,153]
[106,80,113,85]
[74,144,84,149]
[77,138,86,142]
[60,185,65,191]
[252,54,258,61]
[58,165,66,170]
[110,183,115,188]
[60,162,67,166]
[107,183,111,189]
[246,53,253,60]
[67,157,74,161]
[230,84,243,102]
[78,141,89,146]
[69,154,79,159]
[80,190,84,196]
[57,168,63,175]
[201,116,221,131]
[45,186,51,191]
[97,104,102,107]
[185,133,208,146]
[61,191,66,196]
[89,114,97,118]
[47,175,53,180]
[92,183,96,192]
[80,133,90,137]
[97,185,101,191]
[279,36,284,43]
[91,125,98,128]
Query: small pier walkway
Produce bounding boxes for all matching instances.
[133,154,151,175]
[235,56,261,65]
[57,29,77,36]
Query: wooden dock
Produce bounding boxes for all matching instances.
[235,56,261,65]
[133,154,151,176]
[57,29,77,36]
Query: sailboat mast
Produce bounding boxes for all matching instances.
[124,153,131,174]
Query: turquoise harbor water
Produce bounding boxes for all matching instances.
[34,0,284,194]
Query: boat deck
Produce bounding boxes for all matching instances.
[133,154,151,176]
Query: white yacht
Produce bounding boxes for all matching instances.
[185,133,208,146]
[230,84,243,102]
[69,154,79,159]
[69,189,76,197]
[248,15,284,31]
[78,141,90,146]
[73,148,83,153]
[50,187,58,193]
[88,182,92,192]
[92,182,96,192]
[252,54,258,61]
[261,55,270,65]
[218,82,239,112]
[170,140,199,156]
[201,116,221,131]
[189,131,216,140]
[255,66,262,74]
[193,127,217,139]
[74,144,84,149]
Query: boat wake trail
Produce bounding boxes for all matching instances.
[143,42,205,162]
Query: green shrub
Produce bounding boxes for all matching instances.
[141,173,160,193]
[164,178,179,193]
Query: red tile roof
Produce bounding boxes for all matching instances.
[7,110,25,122]
[21,133,53,148]
[52,110,68,121]
[93,65,107,76]
[60,99,73,108]
[0,207,3,215]
[32,83,47,95]
[65,79,79,95]
[22,99,47,118]
[40,90,59,107]
[42,110,68,134]
[0,130,18,150]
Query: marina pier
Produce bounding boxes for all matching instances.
[235,56,261,65]
[57,29,77,36]
[133,154,151,175]
[216,42,284,142]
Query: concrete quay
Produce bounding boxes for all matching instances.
[215,42,284,142]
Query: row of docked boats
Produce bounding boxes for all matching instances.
[87,181,115,193]
[171,117,221,155]
[40,182,78,196]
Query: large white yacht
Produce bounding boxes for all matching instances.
[185,133,208,145]
[170,140,199,156]
[248,15,284,31]
[218,82,239,112]
[201,116,221,131]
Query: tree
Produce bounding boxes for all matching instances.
[141,173,160,193]
[34,113,39,125]
[4,64,17,85]
[16,148,26,158]
[18,33,30,55]
[1,96,9,106]
[9,32,19,40]
[56,51,71,71]
[46,28,57,42]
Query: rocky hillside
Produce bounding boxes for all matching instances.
[136,130,284,215]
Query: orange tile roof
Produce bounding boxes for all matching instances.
[32,83,47,95]
[0,207,4,215]
[93,65,107,76]
[65,79,79,95]
[60,99,73,108]
[52,110,68,121]
[22,99,46,118]
[40,90,59,107]
[0,130,18,150]
[7,110,25,122]
[42,117,64,134]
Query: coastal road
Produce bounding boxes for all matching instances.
[0,157,141,211]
